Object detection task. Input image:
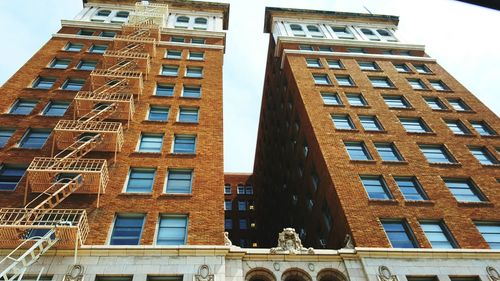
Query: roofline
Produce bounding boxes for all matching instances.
[264,6,399,33]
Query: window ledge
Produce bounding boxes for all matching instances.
[159,193,193,198]
[480,135,500,139]
[431,109,453,112]
[142,120,168,124]
[428,162,462,167]
[168,153,196,157]
[350,105,371,108]
[416,72,434,75]
[130,152,162,157]
[174,121,199,125]
[368,199,398,205]
[382,160,408,165]
[338,85,357,88]
[364,130,387,134]
[156,74,178,78]
[404,200,435,206]
[361,69,383,72]
[184,76,204,79]
[314,83,334,87]
[412,88,432,91]
[11,147,43,151]
[151,95,174,98]
[349,159,376,164]
[118,192,152,196]
[406,131,436,136]
[335,128,359,132]
[481,164,500,168]
[457,201,493,208]
[323,104,345,107]
[24,87,51,91]
[435,89,454,93]
[388,107,415,111]
[453,133,474,137]
[455,110,475,114]
[372,86,397,90]
[328,67,346,70]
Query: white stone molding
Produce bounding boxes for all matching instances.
[270,228,314,255]
[194,265,214,281]
[63,264,85,281]
[224,232,232,246]
[377,266,398,281]
[487,266,500,281]
[343,234,354,249]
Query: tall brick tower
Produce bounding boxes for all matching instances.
[253,7,500,250]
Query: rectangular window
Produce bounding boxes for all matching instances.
[78,29,94,36]
[299,45,314,51]
[171,36,185,43]
[347,47,365,53]
[156,84,174,97]
[331,26,355,39]
[185,67,203,78]
[383,96,410,108]
[469,147,498,165]
[319,46,332,52]
[0,129,15,148]
[313,74,331,85]
[238,201,247,211]
[335,75,355,86]
[346,93,367,106]
[321,92,342,105]
[407,78,427,90]
[110,214,145,245]
[400,117,431,133]
[381,220,417,248]
[413,64,432,74]
[237,185,245,194]
[100,31,116,38]
[138,134,163,153]
[166,170,193,194]
[32,77,56,89]
[430,80,449,91]
[424,97,447,110]
[360,176,392,199]
[173,135,196,154]
[394,63,411,72]
[156,215,188,245]
[359,116,383,131]
[225,219,232,229]
[65,42,83,52]
[9,100,37,115]
[147,277,182,281]
[178,108,199,123]
[246,186,253,194]
[470,121,497,136]
[19,129,51,149]
[224,200,232,210]
[394,177,427,200]
[62,79,85,91]
[475,222,500,249]
[239,219,248,230]
[77,60,98,70]
[42,101,70,116]
[161,65,179,76]
[182,85,201,98]
[89,44,108,54]
[306,58,321,68]
[332,115,355,130]
[327,59,343,69]
[224,184,231,194]
[445,120,470,135]
[126,168,155,193]
[0,165,26,191]
[369,77,393,88]
[375,143,403,161]
[50,58,71,69]
[419,145,456,164]
[188,51,204,60]
[358,61,379,71]
[148,106,169,122]
[443,178,484,202]
[447,98,470,111]
[420,221,456,248]
[166,50,182,59]
[344,142,372,160]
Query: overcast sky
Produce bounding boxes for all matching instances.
[0,0,498,173]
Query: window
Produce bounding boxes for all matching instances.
[394,177,427,200]
[62,79,85,91]
[9,100,37,115]
[185,67,203,78]
[377,29,397,41]
[19,129,51,149]
[110,214,145,245]
[224,184,231,194]
[299,45,314,51]
[326,59,343,69]
[332,115,355,130]
[78,29,94,36]
[420,221,456,248]
[178,108,199,123]
[360,176,392,199]
[336,75,355,86]
[224,200,232,210]
[125,168,155,192]
[290,24,305,36]
[424,97,447,110]
[49,58,70,69]
[470,121,497,136]
[239,219,248,230]
[246,186,253,194]
[419,145,456,164]
[321,92,342,105]
[369,77,394,88]
[171,36,185,43]
[407,78,427,90]
[307,25,324,38]
[156,215,188,245]
[0,129,15,148]
[346,93,367,106]
[42,101,70,116]
[89,44,108,54]
[166,170,192,194]
[188,51,204,60]
[161,65,179,76]
[381,220,417,248]
[32,77,56,89]
[166,50,182,59]
[383,96,410,108]
[194,17,208,30]
[430,80,449,91]
[191,38,205,44]
[361,28,379,41]
[225,219,232,229]
[347,47,365,54]
[475,222,500,249]
[116,11,129,18]
[100,31,116,38]
[96,276,133,281]
[344,142,372,160]
[238,201,247,211]
[237,185,245,194]
[394,63,411,72]
[445,120,471,135]
[175,16,189,28]
[443,178,484,202]
[0,165,26,191]
[173,135,196,154]
[65,42,83,52]
[469,147,498,165]
[138,134,163,153]
[359,116,383,131]
[400,117,431,133]
[182,85,201,98]
[447,98,470,111]
[375,143,403,161]
[318,46,332,52]
[156,84,174,97]
[148,106,169,122]
[306,58,321,68]
[313,74,331,85]
[358,61,379,71]
[414,64,432,74]
[77,60,97,70]
[331,26,355,39]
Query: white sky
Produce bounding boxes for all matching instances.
[0,0,498,173]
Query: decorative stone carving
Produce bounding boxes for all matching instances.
[273,262,281,271]
[343,234,354,249]
[377,266,397,281]
[195,265,214,281]
[270,228,314,254]
[224,232,232,246]
[308,263,315,271]
[487,266,500,281]
[63,264,85,281]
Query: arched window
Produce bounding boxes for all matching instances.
[96,10,111,17]
[177,16,190,23]
[282,268,312,281]
[195,17,207,25]
[307,25,320,32]
[316,269,348,281]
[307,25,324,38]
[290,24,303,31]
[361,28,379,41]
[245,268,276,281]
[116,11,129,18]
[290,24,306,37]
[377,29,397,42]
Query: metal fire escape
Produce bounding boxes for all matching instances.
[0,3,169,280]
